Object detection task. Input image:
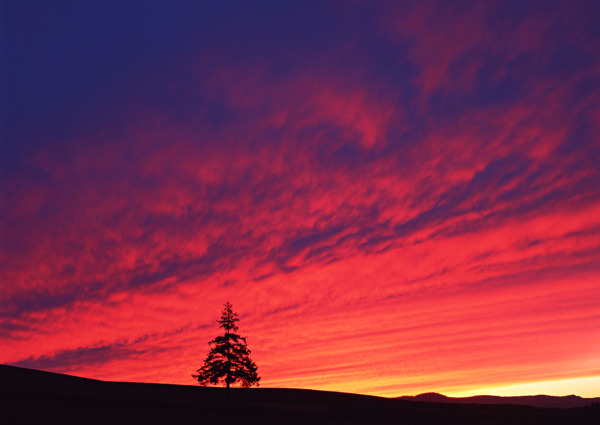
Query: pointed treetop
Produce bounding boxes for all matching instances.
[219,301,239,332]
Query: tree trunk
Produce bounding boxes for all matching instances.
[226,332,231,408]
[226,384,230,408]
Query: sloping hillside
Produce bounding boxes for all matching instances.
[2,365,598,424]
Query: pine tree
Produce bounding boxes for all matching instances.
[192,302,260,388]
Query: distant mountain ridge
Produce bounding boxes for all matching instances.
[399,392,600,409]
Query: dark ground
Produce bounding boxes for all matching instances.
[2,364,598,424]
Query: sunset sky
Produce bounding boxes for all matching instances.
[2,1,600,398]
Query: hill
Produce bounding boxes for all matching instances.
[2,364,599,424]
[400,392,600,409]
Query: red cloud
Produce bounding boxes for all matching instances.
[2,0,599,397]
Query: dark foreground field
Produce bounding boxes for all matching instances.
[2,365,598,425]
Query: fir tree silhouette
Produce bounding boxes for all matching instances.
[192,302,260,388]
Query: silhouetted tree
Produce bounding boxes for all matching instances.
[192,302,260,388]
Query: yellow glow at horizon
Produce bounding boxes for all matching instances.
[447,376,600,398]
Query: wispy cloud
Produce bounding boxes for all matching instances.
[1,0,599,396]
